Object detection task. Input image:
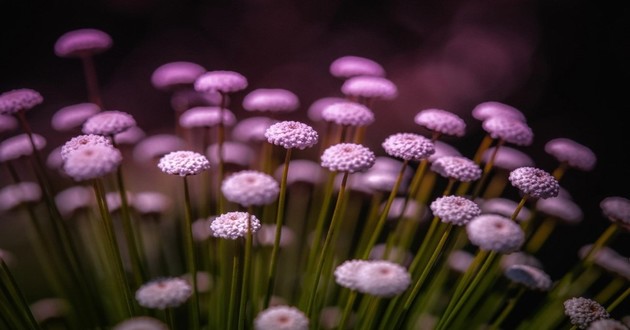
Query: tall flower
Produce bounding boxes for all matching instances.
[54,28,112,107]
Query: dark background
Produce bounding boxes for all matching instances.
[1,0,629,319]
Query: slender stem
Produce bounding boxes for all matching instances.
[182,177,200,330]
[338,290,358,330]
[264,148,292,309]
[488,286,526,330]
[92,179,134,316]
[471,139,504,199]
[606,285,630,313]
[227,242,240,330]
[238,211,254,330]
[511,195,529,221]
[306,172,349,318]
[0,259,42,330]
[80,54,104,108]
[360,160,409,259]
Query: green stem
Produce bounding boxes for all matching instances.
[263,148,292,309]
[238,211,255,330]
[0,259,41,329]
[488,286,526,330]
[606,285,630,313]
[306,172,349,318]
[182,177,200,330]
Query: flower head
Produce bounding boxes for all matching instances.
[232,116,278,143]
[133,134,185,164]
[254,305,309,330]
[600,196,630,225]
[414,108,466,137]
[482,116,533,146]
[135,277,193,309]
[509,166,560,199]
[0,133,46,162]
[307,97,346,122]
[504,264,552,291]
[430,195,481,226]
[179,106,236,128]
[157,150,210,177]
[133,191,172,215]
[113,316,169,330]
[0,182,41,212]
[430,156,482,182]
[382,133,435,161]
[63,145,122,181]
[321,143,375,173]
[0,88,43,115]
[563,297,609,329]
[466,214,525,253]
[54,28,112,57]
[265,121,319,150]
[60,134,112,161]
[194,70,248,94]
[536,196,583,224]
[482,146,535,171]
[471,101,526,122]
[52,103,101,132]
[545,138,597,172]
[242,88,300,113]
[211,211,261,239]
[82,110,137,136]
[222,170,280,207]
[151,61,206,91]
[355,260,411,297]
[329,55,385,79]
[321,101,375,127]
[341,76,398,100]
[55,186,94,218]
[334,259,368,290]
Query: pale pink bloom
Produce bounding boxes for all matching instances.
[471,101,526,122]
[329,55,385,79]
[0,133,46,162]
[242,88,300,113]
[545,138,597,172]
[0,88,43,115]
[321,143,375,173]
[414,108,466,137]
[151,61,206,91]
[341,76,398,100]
[135,277,193,309]
[82,110,137,136]
[51,103,100,132]
[194,70,248,94]
[54,28,112,57]
[157,150,210,177]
